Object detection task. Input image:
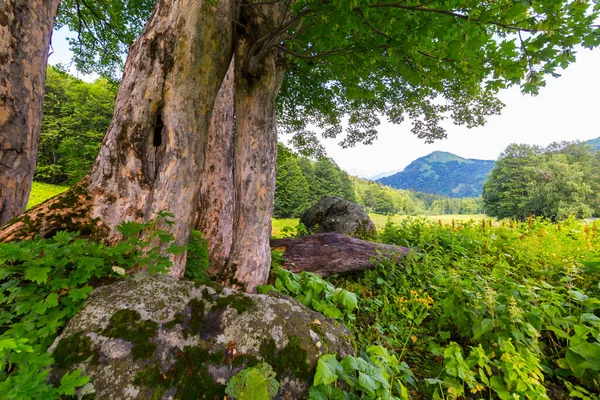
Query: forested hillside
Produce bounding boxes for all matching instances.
[35,66,117,184]
[377,151,495,197]
[275,145,484,218]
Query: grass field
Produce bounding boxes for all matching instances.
[272,213,488,238]
[27,182,69,209]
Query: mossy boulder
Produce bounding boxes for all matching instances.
[300,196,377,240]
[48,273,355,399]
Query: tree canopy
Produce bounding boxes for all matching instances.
[55,1,600,154]
[55,0,153,79]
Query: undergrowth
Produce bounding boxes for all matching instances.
[0,212,181,399]
[3,213,599,399]
[326,216,600,399]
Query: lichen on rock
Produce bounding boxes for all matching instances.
[49,272,354,399]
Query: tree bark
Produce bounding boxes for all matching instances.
[1,0,235,278]
[195,58,235,274]
[0,0,61,225]
[221,3,287,292]
[271,233,410,276]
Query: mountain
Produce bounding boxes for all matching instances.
[585,136,600,150]
[368,168,404,181]
[377,151,495,198]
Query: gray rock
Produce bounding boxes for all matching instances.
[48,273,354,400]
[300,196,377,239]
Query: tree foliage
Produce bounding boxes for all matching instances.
[277,0,600,154]
[55,0,154,79]
[483,142,600,221]
[354,177,484,216]
[54,1,600,153]
[274,144,312,218]
[274,144,355,217]
[36,66,117,185]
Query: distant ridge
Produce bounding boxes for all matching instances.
[377,151,495,198]
[368,169,404,181]
[585,136,600,150]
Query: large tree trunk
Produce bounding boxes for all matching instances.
[221,3,287,292]
[195,58,235,274]
[0,0,61,225]
[271,233,409,276]
[1,0,235,278]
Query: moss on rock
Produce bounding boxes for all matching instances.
[49,274,354,399]
[260,336,313,381]
[213,293,255,314]
[102,309,158,360]
[53,332,94,370]
[135,346,226,400]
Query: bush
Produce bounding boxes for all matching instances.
[328,217,600,398]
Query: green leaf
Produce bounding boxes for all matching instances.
[473,318,494,339]
[490,376,511,400]
[225,363,279,400]
[332,289,358,311]
[314,354,343,387]
[357,372,378,398]
[58,369,90,395]
[45,292,59,308]
[256,285,275,294]
[322,305,343,319]
[308,385,347,400]
[25,266,51,284]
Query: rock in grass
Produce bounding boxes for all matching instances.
[48,273,355,399]
[300,196,377,240]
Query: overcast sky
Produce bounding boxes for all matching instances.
[49,28,600,178]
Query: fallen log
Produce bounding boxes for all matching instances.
[270,232,410,276]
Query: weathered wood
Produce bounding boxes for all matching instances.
[224,2,287,292]
[0,0,61,225]
[195,58,235,275]
[270,233,410,276]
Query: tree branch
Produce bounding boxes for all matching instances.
[367,3,536,32]
[356,8,393,40]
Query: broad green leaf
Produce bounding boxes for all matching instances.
[25,266,51,284]
[314,354,343,386]
[58,369,90,396]
[490,376,511,400]
[332,289,358,311]
[473,318,494,339]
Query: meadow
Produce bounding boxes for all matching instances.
[276,216,600,398]
[272,213,488,237]
[26,182,68,210]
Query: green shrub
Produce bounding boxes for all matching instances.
[0,214,179,399]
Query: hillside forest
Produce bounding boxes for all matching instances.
[2,1,600,400]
